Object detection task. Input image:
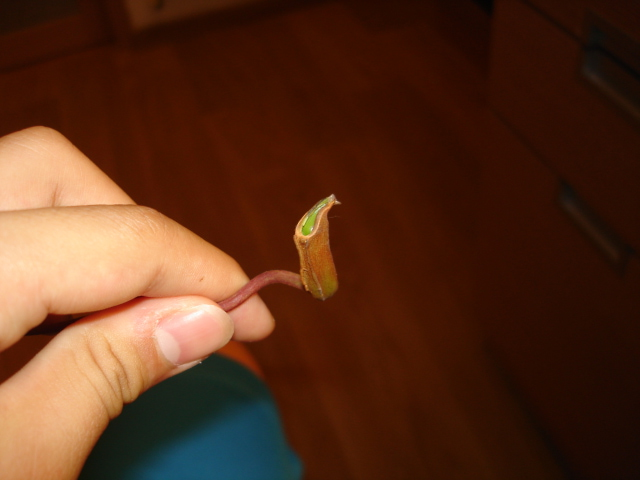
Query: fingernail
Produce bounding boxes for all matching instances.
[155,304,234,365]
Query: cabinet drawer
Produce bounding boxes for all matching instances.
[523,0,640,43]
[489,0,640,250]
[477,125,640,479]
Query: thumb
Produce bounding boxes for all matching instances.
[0,296,233,480]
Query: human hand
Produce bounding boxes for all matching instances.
[0,127,274,479]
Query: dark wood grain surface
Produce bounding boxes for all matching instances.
[0,1,564,478]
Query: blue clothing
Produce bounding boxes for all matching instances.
[80,355,302,480]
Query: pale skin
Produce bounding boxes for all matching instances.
[0,127,275,479]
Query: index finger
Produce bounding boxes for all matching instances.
[0,205,274,350]
[0,126,133,210]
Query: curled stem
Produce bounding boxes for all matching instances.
[218,270,303,311]
[294,194,339,300]
[28,271,303,335]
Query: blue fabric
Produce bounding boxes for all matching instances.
[80,355,302,480]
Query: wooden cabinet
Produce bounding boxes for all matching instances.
[120,0,268,31]
[479,1,640,478]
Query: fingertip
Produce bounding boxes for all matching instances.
[155,303,234,365]
[228,294,275,342]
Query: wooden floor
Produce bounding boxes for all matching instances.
[0,1,565,478]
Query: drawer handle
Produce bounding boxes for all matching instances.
[558,183,633,274]
[581,16,640,122]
